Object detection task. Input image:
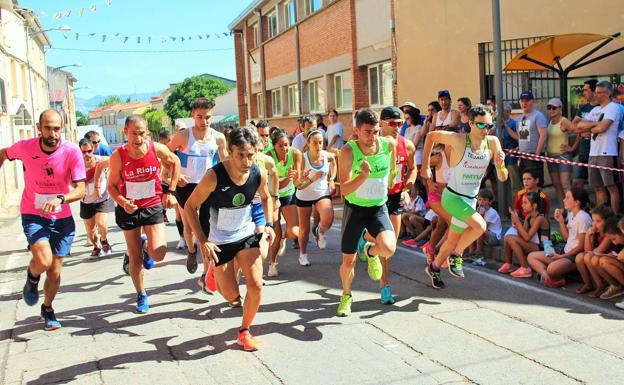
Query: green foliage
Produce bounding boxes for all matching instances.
[143,107,167,135]
[97,95,122,107]
[125,96,132,103]
[76,111,89,126]
[164,76,232,121]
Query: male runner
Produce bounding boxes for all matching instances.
[108,115,180,313]
[337,108,397,316]
[421,104,507,289]
[184,127,274,351]
[0,110,86,330]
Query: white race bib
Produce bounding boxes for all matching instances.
[86,182,95,196]
[126,180,156,200]
[393,168,402,185]
[217,205,251,231]
[356,177,387,200]
[34,193,62,213]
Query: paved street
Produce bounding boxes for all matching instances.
[1,205,624,385]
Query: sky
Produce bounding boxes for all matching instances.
[20,0,251,108]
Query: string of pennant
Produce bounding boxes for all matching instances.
[37,0,113,20]
[58,31,233,44]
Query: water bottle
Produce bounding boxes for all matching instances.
[543,239,555,257]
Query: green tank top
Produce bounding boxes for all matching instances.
[345,137,391,207]
[270,147,295,197]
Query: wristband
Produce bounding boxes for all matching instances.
[265,223,274,228]
[56,194,66,204]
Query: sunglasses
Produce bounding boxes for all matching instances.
[91,140,100,144]
[82,149,93,154]
[473,122,494,130]
[546,105,559,110]
[386,121,403,128]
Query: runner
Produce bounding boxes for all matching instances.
[79,138,113,258]
[158,131,185,247]
[184,127,274,351]
[108,115,180,313]
[0,110,86,330]
[337,108,397,316]
[267,127,302,277]
[294,129,337,266]
[421,104,507,289]
[167,98,227,275]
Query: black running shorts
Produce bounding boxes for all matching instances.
[341,201,393,254]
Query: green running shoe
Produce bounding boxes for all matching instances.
[337,294,353,317]
[367,248,383,281]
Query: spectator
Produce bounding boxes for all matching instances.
[400,102,417,136]
[403,209,438,249]
[256,120,272,153]
[292,115,315,151]
[400,181,427,244]
[433,90,460,131]
[469,188,502,260]
[501,101,521,193]
[517,91,548,186]
[575,205,616,297]
[457,97,472,134]
[512,169,551,219]
[598,216,624,307]
[315,113,327,133]
[84,131,112,156]
[423,101,441,137]
[500,192,550,277]
[486,95,496,119]
[403,108,423,167]
[528,188,592,288]
[577,81,622,214]
[571,79,598,189]
[326,109,344,151]
[545,98,574,207]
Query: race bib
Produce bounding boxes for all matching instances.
[356,177,387,200]
[34,193,62,213]
[126,180,156,200]
[86,182,95,196]
[393,168,402,185]
[217,205,251,231]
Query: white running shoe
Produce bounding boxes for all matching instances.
[317,231,327,250]
[176,238,187,250]
[268,263,279,277]
[277,239,286,257]
[298,254,310,266]
[616,300,624,311]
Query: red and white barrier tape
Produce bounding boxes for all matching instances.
[504,149,624,173]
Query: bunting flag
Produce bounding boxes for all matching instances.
[37,0,113,20]
[90,4,97,12]
[102,34,106,42]
[79,7,85,17]
[44,29,234,44]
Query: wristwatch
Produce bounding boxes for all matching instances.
[164,188,176,195]
[56,194,66,204]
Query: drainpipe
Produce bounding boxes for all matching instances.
[295,24,302,116]
[256,8,267,117]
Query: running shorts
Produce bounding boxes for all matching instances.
[341,201,393,254]
[441,188,477,234]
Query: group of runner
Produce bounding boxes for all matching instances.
[0,96,508,351]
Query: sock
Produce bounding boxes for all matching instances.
[27,268,40,283]
[366,244,375,258]
[451,251,462,258]
[175,220,184,237]
[239,327,249,333]
[139,290,147,296]
[431,262,440,271]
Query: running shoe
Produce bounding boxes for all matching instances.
[141,235,155,270]
[312,224,320,245]
[600,285,624,300]
[416,239,428,248]
[186,250,198,274]
[366,244,383,281]
[101,239,112,255]
[356,238,370,263]
[40,304,61,331]
[197,273,208,293]
[90,247,102,259]
[497,262,515,274]
[176,238,187,250]
[615,300,624,310]
[237,329,260,351]
[135,292,149,314]
[205,264,217,293]
[336,294,353,316]
[402,238,419,247]
[510,266,532,278]
[277,239,286,257]
[298,253,311,267]
[448,254,464,279]
[422,242,435,264]
[544,276,565,288]
[425,263,445,289]
[380,284,395,305]
[292,239,300,249]
[267,263,279,277]
[317,231,327,250]
[22,269,40,306]
[122,253,130,275]
[229,295,242,308]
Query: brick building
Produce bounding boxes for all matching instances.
[229,0,394,137]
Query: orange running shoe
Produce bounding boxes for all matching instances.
[237,329,260,351]
[205,264,217,293]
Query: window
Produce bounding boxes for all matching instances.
[267,11,278,38]
[271,89,282,116]
[287,84,299,115]
[284,0,296,28]
[308,78,325,113]
[252,23,260,47]
[21,64,27,100]
[256,93,263,117]
[368,62,393,106]
[10,60,18,97]
[304,0,321,16]
[12,104,32,126]
[0,78,7,113]
[334,71,353,110]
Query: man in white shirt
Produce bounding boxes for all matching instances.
[326,109,344,152]
[292,114,316,151]
[578,81,622,214]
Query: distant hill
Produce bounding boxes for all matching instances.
[76,91,163,113]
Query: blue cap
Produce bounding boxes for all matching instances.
[520,91,534,100]
[438,90,451,99]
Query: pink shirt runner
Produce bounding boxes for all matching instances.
[6,137,86,219]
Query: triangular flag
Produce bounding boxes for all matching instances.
[181,37,185,42]
[89,33,96,37]
[148,36,152,44]
[170,37,177,42]
[137,36,140,44]
[161,38,167,43]
[115,32,120,37]
[90,4,97,12]
[123,36,128,43]
[205,34,210,39]
[79,8,85,16]
[229,31,233,36]
[223,32,229,36]
[65,10,72,17]
[102,35,107,42]
[75,33,79,40]
[216,34,221,38]
[55,13,62,20]
[198,35,203,40]
[188,36,192,41]
[63,33,69,39]
[106,0,113,5]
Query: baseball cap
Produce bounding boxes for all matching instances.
[380,106,403,120]
[438,90,451,99]
[401,102,416,109]
[547,98,562,108]
[519,91,534,100]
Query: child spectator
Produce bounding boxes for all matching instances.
[598,217,624,307]
[504,169,551,241]
[403,208,438,250]
[468,188,502,259]
[575,205,615,297]
[528,188,592,288]
[400,181,427,241]
[500,192,550,277]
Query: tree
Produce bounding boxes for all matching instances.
[76,111,89,126]
[164,75,232,122]
[97,95,122,107]
[143,107,167,135]
[125,96,131,103]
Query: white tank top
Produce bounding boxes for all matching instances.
[296,151,330,201]
[447,136,491,199]
[435,152,451,184]
[435,110,452,128]
[179,128,219,184]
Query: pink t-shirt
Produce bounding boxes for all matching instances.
[6,138,86,219]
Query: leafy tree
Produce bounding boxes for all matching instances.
[164,76,232,122]
[76,111,89,126]
[97,95,122,107]
[125,96,132,103]
[143,107,167,135]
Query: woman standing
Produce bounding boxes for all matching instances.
[457,97,472,134]
[294,130,337,266]
[403,108,424,169]
[267,128,302,276]
[79,138,112,258]
[545,98,574,207]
